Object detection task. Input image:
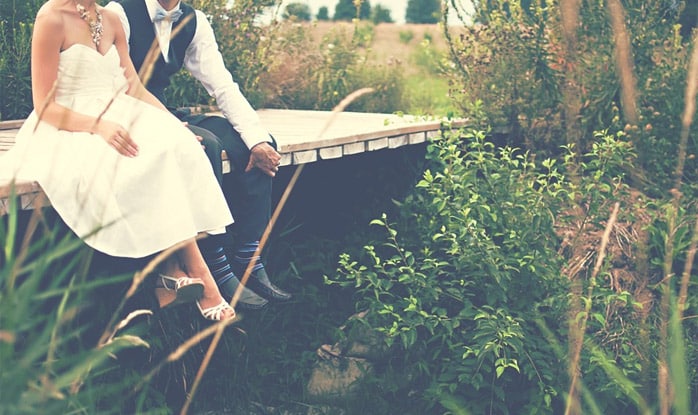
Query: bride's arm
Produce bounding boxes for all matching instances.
[107,11,169,112]
[31,8,101,134]
[31,6,138,157]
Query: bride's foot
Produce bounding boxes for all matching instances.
[154,271,204,309]
[196,297,236,321]
[186,262,236,321]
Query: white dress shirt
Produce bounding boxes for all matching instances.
[105,0,272,149]
[147,0,176,60]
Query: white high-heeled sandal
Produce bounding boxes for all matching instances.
[155,274,204,308]
[196,300,236,321]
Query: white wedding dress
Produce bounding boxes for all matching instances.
[0,44,233,257]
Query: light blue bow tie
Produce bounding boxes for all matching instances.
[153,8,183,23]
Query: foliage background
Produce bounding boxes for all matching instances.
[1,0,698,414]
[0,0,41,120]
[444,0,696,197]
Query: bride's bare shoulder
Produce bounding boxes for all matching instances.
[101,7,123,29]
[35,1,67,28]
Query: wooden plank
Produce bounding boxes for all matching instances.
[343,141,365,156]
[367,137,389,152]
[0,180,43,198]
[259,110,450,153]
[0,120,24,130]
[293,150,317,164]
[1,111,465,161]
[21,191,50,211]
[408,132,426,144]
[0,181,48,216]
[388,134,409,149]
[279,153,292,166]
[0,110,467,214]
[318,146,343,160]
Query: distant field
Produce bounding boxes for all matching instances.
[302,21,450,66]
[272,21,460,116]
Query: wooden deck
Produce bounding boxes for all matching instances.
[0,109,465,214]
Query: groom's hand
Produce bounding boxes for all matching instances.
[182,122,206,150]
[246,142,281,177]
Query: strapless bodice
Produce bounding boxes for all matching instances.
[55,44,128,104]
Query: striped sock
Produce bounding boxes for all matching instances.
[201,246,236,286]
[233,241,264,275]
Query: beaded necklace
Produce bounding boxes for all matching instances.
[74,1,103,47]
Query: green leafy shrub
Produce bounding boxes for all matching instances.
[445,5,563,153]
[410,39,446,75]
[328,127,573,414]
[444,0,696,198]
[325,126,693,413]
[399,29,415,44]
[352,21,375,48]
[0,0,42,120]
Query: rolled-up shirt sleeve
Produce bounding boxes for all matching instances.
[184,10,272,149]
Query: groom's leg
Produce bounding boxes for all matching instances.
[192,116,273,244]
[186,124,224,186]
[185,122,269,309]
[192,115,291,302]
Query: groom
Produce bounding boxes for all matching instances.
[105,0,292,308]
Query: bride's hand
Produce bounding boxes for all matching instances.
[94,120,139,157]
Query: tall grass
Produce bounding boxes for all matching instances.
[442,0,697,412]
[0,192,153,414]
[0,188,251,413]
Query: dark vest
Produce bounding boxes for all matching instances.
[117,0,197,103]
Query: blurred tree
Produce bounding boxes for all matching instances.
[474,0,684,23]
[406,0,440,24]
[317,5,330,20]
[284,2,312,21]
[372,4,393,23]
[334,0,371,21]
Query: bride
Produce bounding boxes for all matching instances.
[0,0,236,321]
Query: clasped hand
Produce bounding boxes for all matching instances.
[247,142,281,177]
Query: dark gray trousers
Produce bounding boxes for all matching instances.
[185,115,275,251]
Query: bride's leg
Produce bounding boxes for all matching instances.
[154,255,204,308]
[177,239,236,320]
[154,256,186,308]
